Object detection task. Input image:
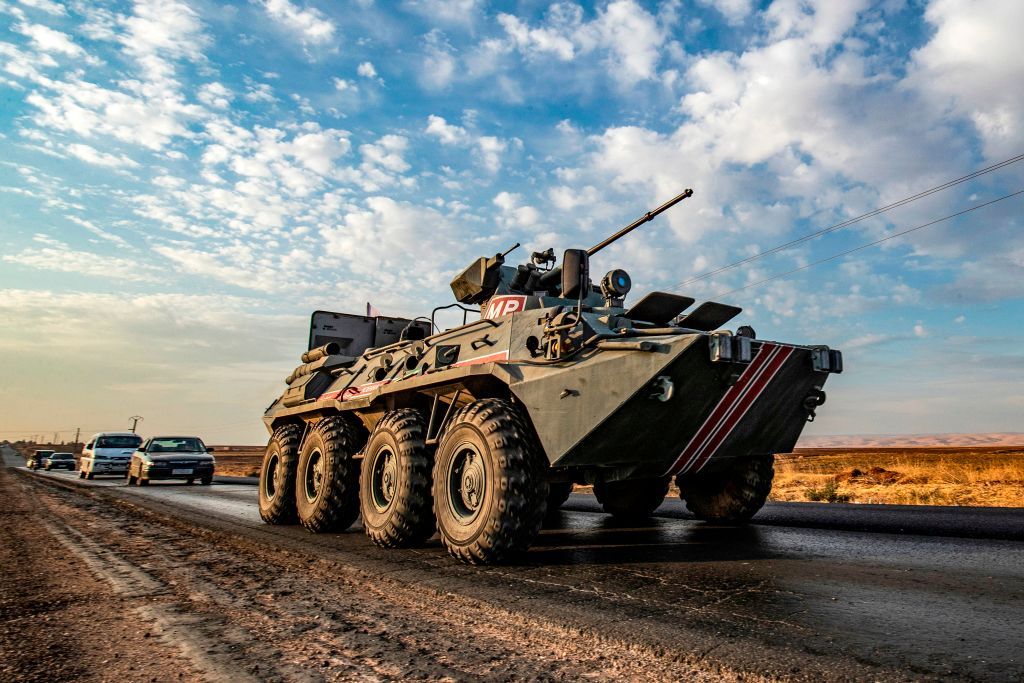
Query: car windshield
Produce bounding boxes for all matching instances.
[147,438,205,453]
[96,436,143,448]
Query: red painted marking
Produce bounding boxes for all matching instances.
[483,295,527,320]
[668,343,794,475]
[687,345,794,473]
[451,349,509,367]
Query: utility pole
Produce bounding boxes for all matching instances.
[129,415,144,433]
[74,427,80,446]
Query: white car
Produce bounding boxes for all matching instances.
[79,432,143,479]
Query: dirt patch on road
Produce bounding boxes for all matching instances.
[0,466,202,683]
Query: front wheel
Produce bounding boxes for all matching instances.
[432,398,548,564]
[295,415,366,533]
[676,455,774,522]
[360,409,434,547]
[200,476,212,485]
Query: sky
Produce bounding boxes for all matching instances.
[0,0,1022,445]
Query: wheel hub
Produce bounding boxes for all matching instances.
[304,449,323,501]
[371,447,398,512]
[265,451,279,499]
[448,445,486,522]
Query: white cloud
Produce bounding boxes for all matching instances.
[425,114,467,144]
[493,191,540,228]
[419,29,456,90]
[403,0,484,28]
[495,1,668,84]
[909,0,1024,157]
[261,0,336,45]
[356,61,377,79]
[16,0,67,15]
[697,0,753,24]
[65,142,139,168]
[424,115,510,172]
[2,235,156,281]
[333,77,356,91]
[14,22,86,57]
[243,80,276,103]
[197,82,232,109]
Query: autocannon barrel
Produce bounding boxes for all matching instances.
[587,188,693,256]
[301,342,341,363]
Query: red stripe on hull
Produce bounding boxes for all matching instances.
[667,343,794,476]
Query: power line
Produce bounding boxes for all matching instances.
[672,152,1024,291]
[712,189,1024,298]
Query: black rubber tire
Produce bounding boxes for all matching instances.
[359,409,434,548]
[186,478,195,485]
[432,398,548,565]
[200,476,212,485]
[676,454,775,522]
[546,482,574,511]
[258,424,302,525]
[593,477,670,519]
[295,415,366,533]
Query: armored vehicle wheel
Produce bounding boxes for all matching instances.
[359,409,434,547]
[593,477,670,519]
[676,454,774,522]
[296,415,365,533]
[546,482,574,511]
[432,398,548,565]
[259,424,302,525]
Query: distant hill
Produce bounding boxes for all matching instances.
[797,433,1024,448]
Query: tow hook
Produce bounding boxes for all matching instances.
[803,386,827,421]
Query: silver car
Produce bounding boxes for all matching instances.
[128,436,216,486]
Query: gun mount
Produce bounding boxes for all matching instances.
[450,189,693,307]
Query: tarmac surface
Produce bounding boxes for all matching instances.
[3,445,1022,681]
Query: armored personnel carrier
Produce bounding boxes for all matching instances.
[259,189,842,564]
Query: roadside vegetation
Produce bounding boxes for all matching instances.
[772,447,1024,507]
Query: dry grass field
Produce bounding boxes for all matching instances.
[210,446,264,477]
[772,447,1024,507]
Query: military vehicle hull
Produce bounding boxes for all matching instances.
[258,189,843,564]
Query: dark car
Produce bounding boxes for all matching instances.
[127,436,215,486]
[26,449,54,469]
[44,452,76,471]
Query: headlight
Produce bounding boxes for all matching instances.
[600,269,632,300]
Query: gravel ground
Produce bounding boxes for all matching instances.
[0,462,757,682]
[0,465,203,682]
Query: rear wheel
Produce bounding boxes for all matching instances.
[360,409,434,547]
[594,477,670,520]
[200,476,212,485]
[259,424,301,525]
[676,455,774,522]
[546,482,574,511]
[295,415,366,533]
[432,398,548,564]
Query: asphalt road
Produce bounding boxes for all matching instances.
[5,446,1023,681]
